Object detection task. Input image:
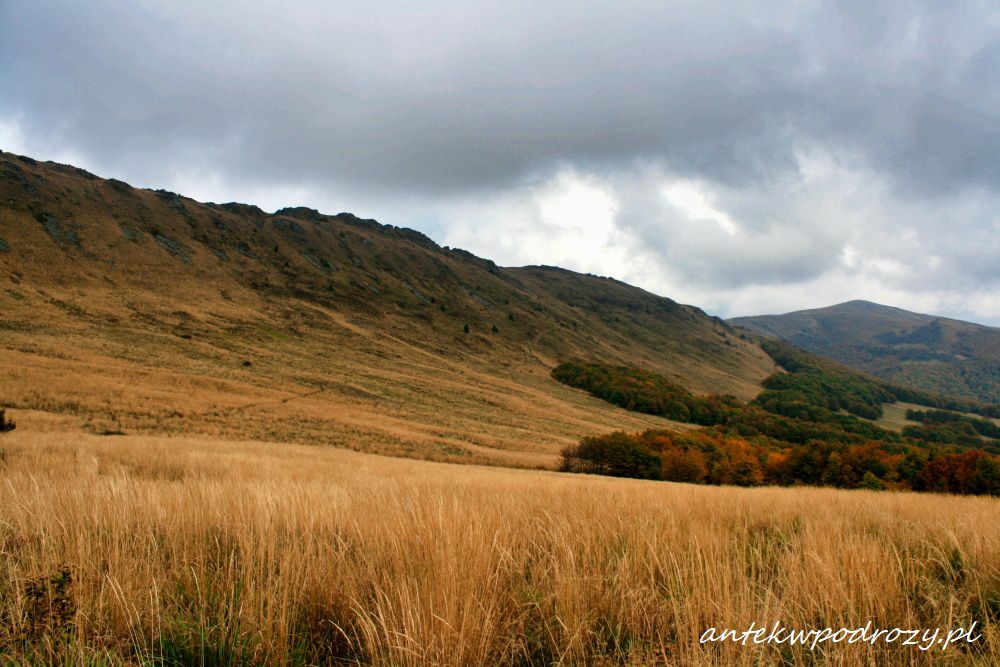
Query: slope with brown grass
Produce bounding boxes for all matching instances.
[0,150,774,464]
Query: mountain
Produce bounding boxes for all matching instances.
[729,300,1000,404]
[0,150,775,466]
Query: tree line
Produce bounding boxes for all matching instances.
[553,342,1000,495]
[560,428,1000,495]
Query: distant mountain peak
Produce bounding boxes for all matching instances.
[729,300,1000,404]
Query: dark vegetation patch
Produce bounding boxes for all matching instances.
[106,178,133,193]
[35,212,96,258]
[763,339,1000,419]
[552,362,740,425]
[219,201,265,217]
[0,408,15,433]
[556,340,1000,495]
[16,567,77,649]
[300,251,336,272]
[121,227,143,241]
[153,233,192,264]
[904,409,1000,454]
[907,408,1000,438]
[0,159,37,194]
[875,320,945,346]
[232,241,257,259]
[0,236,8,251]
[154,189,191,217]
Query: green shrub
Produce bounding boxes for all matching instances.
[560,432,661,479]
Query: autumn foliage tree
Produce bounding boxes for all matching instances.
[561,427,1000,496]
[914,451,1000,495]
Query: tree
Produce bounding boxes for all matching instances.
[917,451,984,494]
[463,324,470,334]
[491,324,499,333]
[712,439,764,486]
[974,456,1000,495]
[858,471,885,491]
[659,446,708,483]
[821,452,850,487]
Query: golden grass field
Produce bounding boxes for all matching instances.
[2,419,998,665]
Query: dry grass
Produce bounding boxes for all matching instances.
[0,285,700,470]
[1,426,998,665]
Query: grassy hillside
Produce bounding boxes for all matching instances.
[730,300,1000,404]
[0,150,774,465]
[1,423,997,665]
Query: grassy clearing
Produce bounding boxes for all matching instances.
[872,401,1000,434]
[1,428,998,665]
[872,401,926,433]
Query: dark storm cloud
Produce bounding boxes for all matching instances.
[2,1,999,318]
[4,0,996,195]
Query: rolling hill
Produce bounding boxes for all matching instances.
[0,150,776,466]
[730,300,1000,404]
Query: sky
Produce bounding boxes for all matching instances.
[2,1,1000,324]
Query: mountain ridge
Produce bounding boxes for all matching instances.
[730,301,1000,404]
[0,149,774,465]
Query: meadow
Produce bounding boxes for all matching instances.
[2,422,998,665]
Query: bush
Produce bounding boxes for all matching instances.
[859,471,885,490]
[560,432,661,479]
[0,408,14,433]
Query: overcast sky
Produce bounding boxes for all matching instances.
[3,1,1000,324]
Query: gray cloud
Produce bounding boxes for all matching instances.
[2,1,999,321]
